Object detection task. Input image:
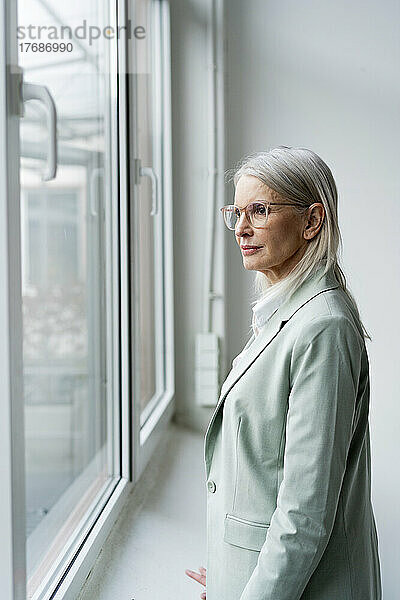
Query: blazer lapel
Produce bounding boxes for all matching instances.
[204,310,285,466]
[218,311,283,404]
[204,264,340,471]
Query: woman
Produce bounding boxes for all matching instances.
[185,146,382,599]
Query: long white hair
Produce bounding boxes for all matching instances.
[228,145,371,341]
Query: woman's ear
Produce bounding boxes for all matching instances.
[303,203,325,240]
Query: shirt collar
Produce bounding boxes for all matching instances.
[252,291,286,336]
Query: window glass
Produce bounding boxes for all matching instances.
[134,0,166,421]
[18,0,119,595]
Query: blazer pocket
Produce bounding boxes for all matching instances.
[223,513,270,552]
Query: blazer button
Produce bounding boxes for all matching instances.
[207,480,216,493]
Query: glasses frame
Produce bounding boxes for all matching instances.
[220,200,296,230]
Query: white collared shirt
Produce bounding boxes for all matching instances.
[231,291,286,369]
[251,292,285,337]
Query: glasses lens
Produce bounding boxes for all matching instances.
[248,202,268,227]
[223,206,238,229]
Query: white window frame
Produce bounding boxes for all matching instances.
[0,2,26,598]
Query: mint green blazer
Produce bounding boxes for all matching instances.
[204,265,382,600]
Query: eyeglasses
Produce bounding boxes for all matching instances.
[220,201,296,230]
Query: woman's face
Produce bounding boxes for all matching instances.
[234,175,318,283]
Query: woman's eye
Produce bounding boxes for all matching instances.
[253,203,266,215]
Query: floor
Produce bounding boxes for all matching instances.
[77,420,207,600]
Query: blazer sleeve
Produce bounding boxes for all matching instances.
[239,314,363,600]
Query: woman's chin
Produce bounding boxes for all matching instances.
[243,256,267,270]
[243,263,265,273]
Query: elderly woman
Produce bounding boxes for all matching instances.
[185,146,382,600]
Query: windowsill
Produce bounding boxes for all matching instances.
[76,421,207,600]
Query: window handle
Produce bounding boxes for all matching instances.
[134,159,159,216]
[22,81,58,181]
[89,167,104,217]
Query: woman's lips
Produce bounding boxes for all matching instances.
[241,246,262,256]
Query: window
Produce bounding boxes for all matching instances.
[17,0,121,595]
[0,0,173,598]
[129,0,174,477]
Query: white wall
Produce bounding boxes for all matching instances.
[170,0,227,432]
[171,0,399,595]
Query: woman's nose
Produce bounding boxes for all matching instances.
[235,211,253,236]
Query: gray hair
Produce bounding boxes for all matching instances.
[228,145,371,341]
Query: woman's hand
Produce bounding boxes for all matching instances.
[185,566,206,599]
